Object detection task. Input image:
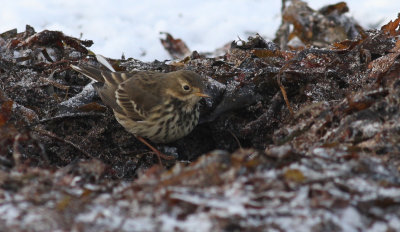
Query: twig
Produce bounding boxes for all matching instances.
[12,133,22,166]
[228,129,242,150]
[29,112,104,126]
[276,63,294,117]
[34,126,95,159]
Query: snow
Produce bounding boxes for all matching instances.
[340,207,363,232]
[368,222,388,232]
[0,204,20,225]
[1,1,398,61]
[160,213,213,232]
[59,82,95,108]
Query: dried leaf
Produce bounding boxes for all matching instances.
[77,102,107,112]
[319,2,349,15]
[0,28,17,40]
[284,169,305,182]
[80,189,92,198]
[251,49,287,59]
[368,52,400,79]
[38,77,69,90]
[345,89,388,114]
[277,0,364,48]
[381,16,400,36]
[332,39,362,51]
[56,195,71,211]
[160,32,191,59]
[389,39,400,53]
[0,100,13,126]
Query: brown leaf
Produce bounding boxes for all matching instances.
[160,32,191,59]
[345,89,388,114]
[77,102,107,112]
[38,77,69,90]
[251,49,291,59]
[0,28,17,40]
[368,52,400,79]
[284,169,306,183]
[319,2,349,15]
[389,39,400,53]
[381,16,400,36]
[56,195,71,211]
[0,100,13,126]
[332,39,362,51]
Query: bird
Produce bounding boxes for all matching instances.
[70,63,209,163]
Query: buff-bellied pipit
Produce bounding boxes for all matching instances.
[71,64,209,162]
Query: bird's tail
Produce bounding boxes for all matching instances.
[71,63,135,87]
[70,64,106,83]
[71,53,134,85]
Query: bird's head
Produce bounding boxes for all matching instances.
[164,70,210,109]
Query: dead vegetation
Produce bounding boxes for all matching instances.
[1,1,400,231]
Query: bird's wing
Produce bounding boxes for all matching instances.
[72,64,146,119]
[115,72,163,120]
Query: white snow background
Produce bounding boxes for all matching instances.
[1,0,399,61]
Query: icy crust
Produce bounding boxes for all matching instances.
[1,148,400,231]
[59,82,96,108]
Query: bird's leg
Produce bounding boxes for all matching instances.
[135,136,175,164]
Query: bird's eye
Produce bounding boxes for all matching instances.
[183,84,190,91]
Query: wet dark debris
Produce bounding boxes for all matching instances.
[1,1,400,231]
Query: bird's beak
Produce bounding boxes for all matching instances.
[195,92,211,98]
